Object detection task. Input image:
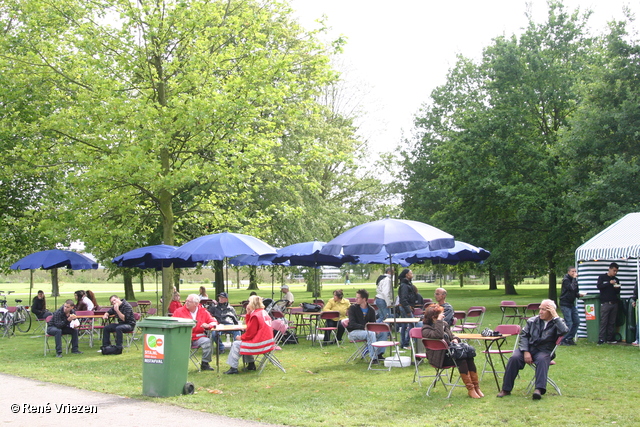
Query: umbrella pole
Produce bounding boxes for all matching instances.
[155,270,159,311]
[271,267,275,300]
[390,255,398,344]
[28,270,34,307]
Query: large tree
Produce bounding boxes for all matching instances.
[1,0,338,312]
[402,1,593,297]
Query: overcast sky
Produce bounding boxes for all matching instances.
[289,0,637,157]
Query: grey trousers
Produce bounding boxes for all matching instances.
[599,302,618,342]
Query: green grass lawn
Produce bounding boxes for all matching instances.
[1,282,639,426]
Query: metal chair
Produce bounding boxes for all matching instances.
[365,322,401,371]
[462,307,485,333]
[451,311,467,333]
[480,324,521,380]
[254,323,286,375]
[409,327,428,386]
[43,315,70,356]
[423,338,464,398]
[316,311,340,348]
[499,301,521,324]
[525,335,564,395]
[343,318,367,363]
[520,303,541,325]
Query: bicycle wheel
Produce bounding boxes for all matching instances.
[17,308,31,333]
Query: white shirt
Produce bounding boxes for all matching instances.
[82,296,94,311]
[376,274,393,305]
[282,291,294,305]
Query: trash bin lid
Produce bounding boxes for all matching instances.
[138,316,196,329]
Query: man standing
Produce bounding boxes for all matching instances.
[434,288,454,326]
[47,299,83,357]
[280,285,294,306]
[597,262,621,345]
[375,267,393,324]
[497,299,568,400]
[173,294,218,371]
[346,289,385,364]
[559,266,584,345]
[102,295,136,351]
[207,292,241,354]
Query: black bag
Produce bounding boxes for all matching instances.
[281,331,298,344]
[302,303,321,312]
[101,345,123,355]
[448,341,476,359]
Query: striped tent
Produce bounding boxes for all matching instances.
[574,213,640,342]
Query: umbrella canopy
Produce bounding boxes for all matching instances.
[229,253,286,267]
[172,232,277,263]
[273,241,354,267]
[352,248,411,267]
[10,249,98,270]
[321,218,455,257]
[112,244,200,270]
[405,241,490,265]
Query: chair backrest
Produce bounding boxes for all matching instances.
[137,300,152,305]
[501,301,516,306]
[45,315,52,322]
[409,327,423,340]
[347,298,356,303]
[465,308,484,319]
[413,308,424,317]
[75,310,93,316]
[313,299,325,305]
[133,312,141,321]
[147,308,157,316]
[422,298,434,306]
[365,322,391,334]
[320,311,339,321]
[272,310,285,319]
[422,338,449,351]
[468,306,486,313]
[495,324,521,335]
[272,319,287,335]
[525,303,540,311]
[453,311,466,321]
[129,301,138,308]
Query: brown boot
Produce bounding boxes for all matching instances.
[469,371,484,397]
[460,373,481,398]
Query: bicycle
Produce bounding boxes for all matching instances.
[0,291,32,335]
[12,298,32,333]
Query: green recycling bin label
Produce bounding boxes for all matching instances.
[144,334,165,364]
[585,304,596,321]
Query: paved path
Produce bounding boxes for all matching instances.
[0,373,284,426]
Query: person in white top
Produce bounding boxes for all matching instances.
[375,267,393,323]
[280,285,294,306]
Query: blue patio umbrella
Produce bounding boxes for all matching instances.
[229,253,288,300]
[273,241,355,298]
[172,232,277,263]
[10,249,99,308]
[352,248,411,267]
[112,244,202,309]
[405,241,490,265]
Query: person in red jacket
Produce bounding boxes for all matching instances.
[168,292,182,314]
[224,295,275,374]
[173,294,218,371]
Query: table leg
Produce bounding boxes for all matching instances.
[484,339,502,392]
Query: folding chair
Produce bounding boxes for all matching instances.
[147,308,157,316]
[74,310,95,347]
[121,312,141,350]
[451,311,466,333]
[499,301,520,324]
[190,343,203,372]
[520,303,541,325]
[255,326,286,375]
[43,316,70,356]
[525,335,564,396]
[32,314,49,336]
[481,324,521,380]
[462,307,485,333]
[409,327,428,385]
[343,319,367,363]
[272,319,288,347]
[316,311,340,348]
[423,338,464,398]
[365,322,401,371]
[289,307,311,338]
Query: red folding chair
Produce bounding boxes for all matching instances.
[43,315,70,356]
[462,307,485,333]
[409,327,428,385]
[423,338,464,398]
[525,335,564,395]
[316,311,340,348]
[451,311,467,333]
[499,301,521,324]
[481,324,521,380]
[365,322,400,371]
[520,303,541,325]
[343,319,367,363]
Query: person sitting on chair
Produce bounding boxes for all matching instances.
[280,285,294,306]
[434,288,454,326]
[346,289,386,364]
[168,291,182,314]
[102,295,137,352]
[208,292,241,354]
[224,295,275,374]
[173,294,218,371]
[47,299,83,357]
[321,289,350,344]
[31,290,52,320]
[497,299,568,400]
[422,303,483,398]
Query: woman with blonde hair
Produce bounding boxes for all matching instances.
[224,295,275,374]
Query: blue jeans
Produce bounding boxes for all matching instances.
[375,298,391,340]
[213,330,241,352]
[348,329,385,360]
[560,305,580,343]
[398,306,414,347]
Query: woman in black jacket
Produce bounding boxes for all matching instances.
[398,269,418,348]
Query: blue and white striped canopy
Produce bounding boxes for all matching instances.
[575,213,640,261]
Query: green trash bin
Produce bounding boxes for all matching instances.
[582,294,600,343]
[138,316,195,397]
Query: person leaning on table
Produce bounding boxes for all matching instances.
[497,299,568,400]
[224,295,275,374]
[422,303,483,398]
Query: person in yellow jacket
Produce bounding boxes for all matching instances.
[321,289,351,344]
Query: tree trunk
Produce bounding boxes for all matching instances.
[248,266,259,290]
[236,268,241,289]
[489,267,497,290]
[51,268,60,297]
[504,269,518,295]
[161,266,173,315]
[459,274,464,288]
[123,269,135,301]
[547,255,558,304]
[139,271,145,292]
[214,261,224,297]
